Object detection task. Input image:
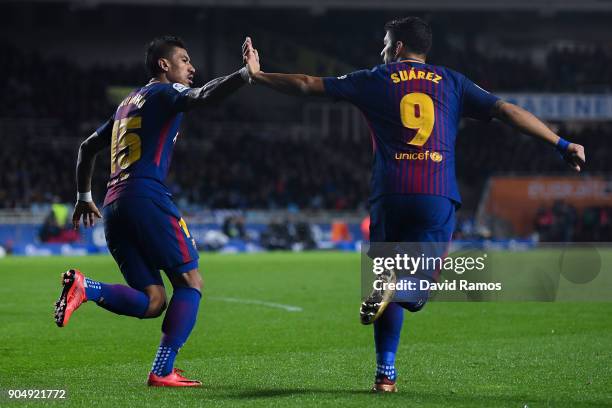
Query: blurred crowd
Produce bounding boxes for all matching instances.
[0,135,78,209]
[5,120,610,211]
[4,28,612,123]
[1,38,611,214]
[2,44,143,130]
[535,201,612,242]
[0,131,371,210]
[169,132,370,210]
[247,12,612,93]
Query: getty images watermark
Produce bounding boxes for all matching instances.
[371,252,501,292]
[361,242,612,302]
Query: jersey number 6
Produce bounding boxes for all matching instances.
[400,92,435,146]
[111,116,142,172]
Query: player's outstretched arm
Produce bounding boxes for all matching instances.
[242,37,326,97]
[183,37,261,110]
[492,100,586,172]
[252,72,326,96]
[184,69,252,110]
[72,126,110,229]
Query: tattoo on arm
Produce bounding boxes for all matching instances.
[184,70,246,109]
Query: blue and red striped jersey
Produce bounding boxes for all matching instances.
[96,81,192,206]
[323,60,499,205]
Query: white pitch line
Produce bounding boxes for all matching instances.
[208,296,303,312]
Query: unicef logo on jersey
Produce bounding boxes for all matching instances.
[395,150,444,162]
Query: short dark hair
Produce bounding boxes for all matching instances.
[145,35,187,76]
[384,17,432,55]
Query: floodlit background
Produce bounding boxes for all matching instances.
[1,0,611,254]
[0,2,611,407]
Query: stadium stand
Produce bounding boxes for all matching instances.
[1,6,610,229]
[2,40,612,212]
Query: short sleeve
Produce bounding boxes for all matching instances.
[461,78,500,121]
[95,116,113,140]
[159,83,192,112]
[323,69,374,105]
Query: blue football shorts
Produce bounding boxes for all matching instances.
[369,193,456,311]
[103,196,199,291]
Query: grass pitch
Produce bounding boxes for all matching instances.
[0,252,611,407]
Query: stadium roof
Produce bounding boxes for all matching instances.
[24,0,612,11]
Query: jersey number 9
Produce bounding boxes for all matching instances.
[400,92,435,146]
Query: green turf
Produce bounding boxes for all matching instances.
[0,252,611,407]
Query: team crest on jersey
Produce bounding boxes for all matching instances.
[173,83,189,92]
[430,152,443,162]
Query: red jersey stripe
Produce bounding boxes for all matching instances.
[154,116,175,166]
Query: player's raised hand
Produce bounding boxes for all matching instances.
[564,143,586,172]
[72,200,102,229]
[242,36,260,77]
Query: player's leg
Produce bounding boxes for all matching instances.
[86,199,169,317]
[395,195,455,312]
[55,201,166,327]
[372,301,403,391]
[368,194,455,392]
[364,195,403,392]
[140,198,202,386]
[148,268,202,385]
[56,198,175,327]
[360,199,397,325]
[55,272,164,326]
